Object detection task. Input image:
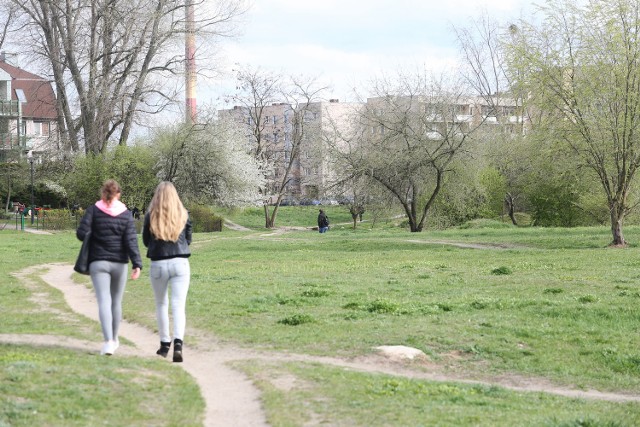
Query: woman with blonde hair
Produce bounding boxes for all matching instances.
[77,179,142,356]
[143,182,192,362]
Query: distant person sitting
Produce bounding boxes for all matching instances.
[318,209,330,233]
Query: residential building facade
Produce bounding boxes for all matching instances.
[0,58,58,160]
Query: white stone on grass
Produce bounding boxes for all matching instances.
[375,345,426,360]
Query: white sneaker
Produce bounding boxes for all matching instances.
[101,340,117,356]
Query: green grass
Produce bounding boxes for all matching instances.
[0,231,203,427]
[235,361,640,427]
[0,345,203,427]
[215,204,391,230]
[3,217,640,426]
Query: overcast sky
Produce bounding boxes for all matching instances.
[206,0,538,104]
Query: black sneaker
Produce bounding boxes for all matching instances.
[156,341,171,358]
[173,339,183,363]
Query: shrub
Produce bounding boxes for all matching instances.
[188,205,223,233]
[42,209,77,230]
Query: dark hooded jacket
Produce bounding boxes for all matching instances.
[76,203,143,269]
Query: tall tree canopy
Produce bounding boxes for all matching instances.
[8,0,247,154]
[508,0,640,245]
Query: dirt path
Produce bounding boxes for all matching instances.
[3,263,640,427]
[10,264,268,427]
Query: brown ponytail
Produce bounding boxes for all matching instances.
[101,179,122,203]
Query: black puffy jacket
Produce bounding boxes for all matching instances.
[76,204,143,269]
[142,213,192,261]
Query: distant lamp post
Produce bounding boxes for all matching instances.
[27,150,34,224]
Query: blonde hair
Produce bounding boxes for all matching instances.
[148,182,188,242]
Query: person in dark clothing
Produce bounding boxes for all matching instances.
[318,209,329,233]
[76,179,142,356]
[143,182,192,363]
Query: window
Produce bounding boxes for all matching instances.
[15,89,26,103]
[503,106,516,116]
[31,121,49,136]
[481,105,496,116]
[456,104,468,114]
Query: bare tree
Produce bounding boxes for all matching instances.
[0,2,21,52]
[455,12,531,225]
[8,0,248,154]
[332,71,483,232]
[225,67,327,228]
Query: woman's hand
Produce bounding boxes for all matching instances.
[131,267,141,280]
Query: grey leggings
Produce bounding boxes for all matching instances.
[90,260,128,342]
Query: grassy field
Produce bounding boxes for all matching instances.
[2,208,640,426]
[0,231,204,427]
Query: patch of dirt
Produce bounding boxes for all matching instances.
[2,263,640,427]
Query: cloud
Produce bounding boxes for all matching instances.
[204,0,535,103]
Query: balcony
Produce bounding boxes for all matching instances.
[0,133,28,149]
[0,100,20,117]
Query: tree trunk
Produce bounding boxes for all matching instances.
[263,204,272,228]
[264,203,279,229]
[505,192,518,226]
[610,203,626,246]
[409,214,422,232]
[4,181,11,213]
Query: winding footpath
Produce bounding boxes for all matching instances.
[3,256,640,426]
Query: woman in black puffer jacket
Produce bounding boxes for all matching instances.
[76,179,142,356]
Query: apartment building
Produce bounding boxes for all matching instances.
[219,102,296,197]
[297,99,362,198]
[220,99,361,200]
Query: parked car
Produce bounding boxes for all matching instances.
[300,198,321,206]
[336,196,354,205]
[279,198,299,206]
